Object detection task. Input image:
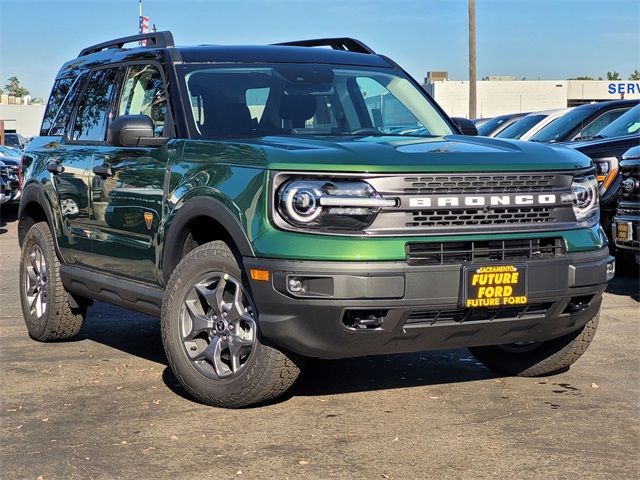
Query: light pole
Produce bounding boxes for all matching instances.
[468,0,477,119]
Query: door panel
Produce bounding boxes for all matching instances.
[88,146,166,283]
[49,142,94,264]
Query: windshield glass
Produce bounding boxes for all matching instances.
[529,105,597,143]
[594,105,640,139]
[476,115,514,136]
[495,114,546,139]
[0,146,21,157]
[179,64,453,139]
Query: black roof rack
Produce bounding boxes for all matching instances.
[78,31,175,57]
[272,37,375,55]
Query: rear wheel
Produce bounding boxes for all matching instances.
[469,312,599,376]
[19,222,87,341]
[161,241,303,408]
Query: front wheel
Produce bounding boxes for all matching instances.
[161,241,303,408]
[469,312,600,377]
[19,222,87,341]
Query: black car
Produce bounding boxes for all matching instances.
[566,104,640,236]
[529,99,639,144]
[476,112,528,137]
[612,146,640,264]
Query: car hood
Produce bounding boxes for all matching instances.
[563,135,640,159]
[228,134,592,173]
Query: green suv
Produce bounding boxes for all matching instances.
[19,32,614,407]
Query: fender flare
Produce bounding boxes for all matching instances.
[161,196,255,283]
[18,182,58,248]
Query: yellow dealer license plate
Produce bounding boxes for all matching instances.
[463,264,528,308]
[615,221,632,243]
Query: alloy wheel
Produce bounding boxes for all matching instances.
[180,273,257,379]
[24,245,48,319]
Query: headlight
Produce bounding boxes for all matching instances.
[570,175,599,225]
[276,178,395,231]
[594,157,619,194]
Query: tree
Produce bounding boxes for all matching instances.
[4,76,30,97]
[629,70,640,80]
[570,76,594,80]
[606,71,620,81]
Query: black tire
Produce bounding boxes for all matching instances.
[19,222,87,341]
[468,312,600,377]
[161,241,303,408]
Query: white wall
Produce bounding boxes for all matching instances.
[0,104,46,137]
[427,80,640,118]
[428,81,568,118]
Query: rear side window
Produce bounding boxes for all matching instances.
[40,77,75,136]
[71,68,119,142]
[577,108,629,139]
[118,64,166,136]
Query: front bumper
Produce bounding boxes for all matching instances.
[245,246,613,359]
[613,203,640,263]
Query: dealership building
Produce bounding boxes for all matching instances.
[423,73,640,119]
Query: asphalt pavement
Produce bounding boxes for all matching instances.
[1,204,638,479]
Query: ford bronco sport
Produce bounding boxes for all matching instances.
[19,32,615,408]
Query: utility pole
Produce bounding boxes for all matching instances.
[468,0,477,119]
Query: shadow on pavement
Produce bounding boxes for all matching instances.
[0,203,19,235]
[78,301,495,404]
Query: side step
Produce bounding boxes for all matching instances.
[60,265,164,317]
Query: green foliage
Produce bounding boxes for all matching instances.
[4,76,30,97]
[629,70,640,81]
[606,71,620,81]
[569,76,594,80]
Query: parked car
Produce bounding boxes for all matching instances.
[494,110,555,140]
[0,145,22,158]
[472,117,493,128]
[19,31,614,408]
[0,155,19,203]
[518,108,574,141]
[0,160,12,205]
[565,104,640,236]
[529,100,639,144]
[476,112,528,137]
[612,146,640,264]
[3,132,27,150]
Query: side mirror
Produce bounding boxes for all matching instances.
[107,115,168,147]
[452,117,478,136]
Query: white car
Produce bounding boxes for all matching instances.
[494,108,574,141]
[520,108,575,140]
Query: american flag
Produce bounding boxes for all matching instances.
[139,15,149,45]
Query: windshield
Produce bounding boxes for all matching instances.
[594,105,640,139]
[477,115,514,136]
[495,114,547,140]
[179,64,453,139]
[529,105,598,143]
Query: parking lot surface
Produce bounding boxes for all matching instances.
[1,205,638,479]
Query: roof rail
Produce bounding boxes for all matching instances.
[78,31,175,57]
[272,37,375,55]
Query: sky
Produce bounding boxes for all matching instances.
[1,0,639,98]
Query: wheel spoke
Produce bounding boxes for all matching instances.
[194,282,220,312]
[183,299,213,340]
[214,276,228,314]
[29,253,39,275]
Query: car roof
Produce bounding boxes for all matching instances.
[57,43,393,79]
[573,99,639,111]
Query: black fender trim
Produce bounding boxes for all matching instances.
[161,196,255,283]
[60,264,164,317]
[18,182,57,249]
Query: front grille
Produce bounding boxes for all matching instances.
[402,174,558,195]
[406,237,565,265]
[406,207,556,228]
[405,302,553,327]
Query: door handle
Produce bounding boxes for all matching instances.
[93,163,114,178]
[46,160,64,175]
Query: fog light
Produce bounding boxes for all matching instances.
[288,277,304,293]
[606,261,615,281]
